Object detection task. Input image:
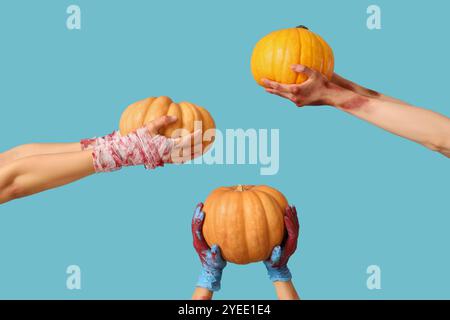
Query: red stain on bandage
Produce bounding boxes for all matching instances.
[91,128,174,172]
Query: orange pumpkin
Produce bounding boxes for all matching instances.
[202,185,288,264]
[119,96,215,154]
[250,25,334,86]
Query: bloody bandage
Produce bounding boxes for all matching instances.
[91,128,174,172]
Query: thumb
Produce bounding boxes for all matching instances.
[269,245,282,265]
[291,64,316,78]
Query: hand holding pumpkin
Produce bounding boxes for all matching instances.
[192,203,227,292]
[90,116,203,172]
[264,206,299,282]
[263,64,344,108]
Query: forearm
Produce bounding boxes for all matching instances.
[331,73,410,105]
[273,281,300,300]
[328,85,450,157]
[0,142,81,167]
[192,287,214,300]
[0,150,95,204]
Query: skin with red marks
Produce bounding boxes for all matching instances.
[263,64,450,158]
[339,95,370,111]
[263,64,373,110]
[331,73,380,98]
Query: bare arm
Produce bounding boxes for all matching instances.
[192,287,214,300]
[263,65,450,158]
[333,89,450,157]
[273,281,300,300]
[331,73,410,105]
[0,117,199,204]
[0,143,81,167]
[0,150,95,204]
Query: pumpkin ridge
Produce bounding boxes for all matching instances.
[142,98,155,126]
[296,27,305,84]
[280,29,292,83]
[314,33,329,76]
[252,190,280,248]
[239,191,250,263]
[272,31,280,82]
[178,102,194,134]
[312,33,325,75]
[249,190,271,260]
[185,102,203,132]
[253,188,285,211]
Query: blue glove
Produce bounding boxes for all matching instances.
[196,244,227,291]
[263,206,299,282]
[264,245,292,282]
[192,203,227,291]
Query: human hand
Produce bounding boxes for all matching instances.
[91,115,202,172]
[264,206,300,282]
[263,64,348,108]
[192,203,227,291]
[144,115,203,164]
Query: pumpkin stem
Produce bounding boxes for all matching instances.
[296,25,309,30]
[236,185,244,192]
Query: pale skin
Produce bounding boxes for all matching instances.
[192,281,300,300]
[263,65,450,158]
[0,116,201,205]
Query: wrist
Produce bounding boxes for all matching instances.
[265,264,292,282]
[326,83,372,111]
[196,267,223,292]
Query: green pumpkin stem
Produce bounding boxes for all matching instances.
[296,25,309,30]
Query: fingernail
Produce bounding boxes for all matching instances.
[168,115,177,121]
[292,65,304,71]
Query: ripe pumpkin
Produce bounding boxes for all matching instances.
[202,185,288,265]
[250,25,334,86]
[119,96,215,154]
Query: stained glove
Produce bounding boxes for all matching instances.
[192,203,227,291]
[264,205,299,282]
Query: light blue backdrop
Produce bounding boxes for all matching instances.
[0,0,449,299]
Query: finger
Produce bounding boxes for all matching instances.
[265,88,293,100]
[175,129,202,148]
[211,245,226,264]
[262,79,292,93]
[270,245,282,265]
[147,115,177,134]
[291,64,316,78]
[193,203,205,222]
[285,205,300,232]
[279,235,298,267]
[211,244,218,253]
[192,204,208,248]
[291,206,300,229]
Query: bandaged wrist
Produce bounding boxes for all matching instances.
[80,131,120,150]
[91,127,174,172]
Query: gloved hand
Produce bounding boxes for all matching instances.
[264,205,299,282]
[192,203,227,292]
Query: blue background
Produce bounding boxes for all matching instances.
[0,0,449,299]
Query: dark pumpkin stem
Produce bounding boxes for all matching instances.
[296,25,309,30]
